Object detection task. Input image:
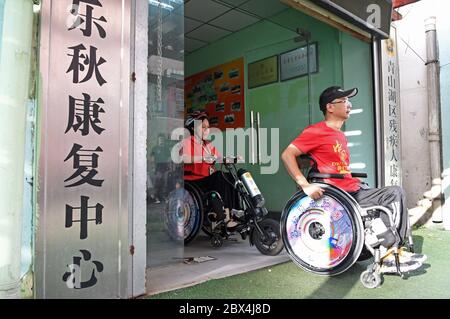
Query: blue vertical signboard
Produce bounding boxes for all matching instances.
[381,26,402,187]
[37,0,131,298]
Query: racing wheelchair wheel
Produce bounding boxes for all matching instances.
[281,183,365,276]
[164,181,204,245]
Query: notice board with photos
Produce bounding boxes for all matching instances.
[185,58,245,130]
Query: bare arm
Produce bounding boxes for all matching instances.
[281,144,324,200]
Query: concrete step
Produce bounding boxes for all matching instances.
[409,198,432,226]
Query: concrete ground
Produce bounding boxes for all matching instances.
[145,233,290,296]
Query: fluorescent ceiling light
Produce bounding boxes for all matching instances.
[349,163,366,169]
[349,108,363,115]
[149,0,174,11]
[344,130,362,137]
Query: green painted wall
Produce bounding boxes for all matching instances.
[186,8,375,212]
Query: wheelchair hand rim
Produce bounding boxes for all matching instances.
[281,183,364,276]
[165,186,202,242]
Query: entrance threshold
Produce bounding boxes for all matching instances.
[145,234,290,296]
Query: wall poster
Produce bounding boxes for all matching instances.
[185,58,245,130]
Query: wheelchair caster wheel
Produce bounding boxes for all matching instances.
[360,270,382,289]
[211,235,223,248]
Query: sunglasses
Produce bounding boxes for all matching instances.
[330,99,351,105]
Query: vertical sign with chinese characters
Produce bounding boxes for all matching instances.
[37,0,131,298]
[381,27,402,186]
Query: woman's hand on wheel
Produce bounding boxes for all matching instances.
[301,183,324,200]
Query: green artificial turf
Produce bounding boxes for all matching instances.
[147,228,450,299]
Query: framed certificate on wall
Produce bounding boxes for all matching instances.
[248,55,279,89]
[280,42,318,81]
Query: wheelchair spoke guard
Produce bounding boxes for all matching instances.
[164,182,203,245]
[281,183,364,276]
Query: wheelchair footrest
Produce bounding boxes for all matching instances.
[379,251,427,274]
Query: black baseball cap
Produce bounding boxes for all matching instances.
[319,86,358,112]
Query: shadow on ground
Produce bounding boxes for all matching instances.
[305,235,427,299]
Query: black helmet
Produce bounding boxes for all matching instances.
[184,110,209,133]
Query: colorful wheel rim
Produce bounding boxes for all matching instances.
[285,195,355,270]
[165,188,201,241]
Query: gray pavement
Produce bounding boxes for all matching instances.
[145,233,290,296]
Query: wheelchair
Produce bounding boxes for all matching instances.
[280,154,415,288]
[164,157,284,256]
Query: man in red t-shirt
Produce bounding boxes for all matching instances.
[281,86,424,263]
[281,86,362,197]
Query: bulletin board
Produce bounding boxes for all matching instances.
[185,58,245,130]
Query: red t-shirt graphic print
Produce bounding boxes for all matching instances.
[291,121,360,192]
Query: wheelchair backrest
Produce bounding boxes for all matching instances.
[296,154,368,182]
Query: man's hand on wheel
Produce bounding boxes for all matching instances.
[301,183,324,200]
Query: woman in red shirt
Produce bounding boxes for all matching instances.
[181,111,241,223]
[182,111,220,181]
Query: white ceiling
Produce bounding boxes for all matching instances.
[184,0,290,53]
